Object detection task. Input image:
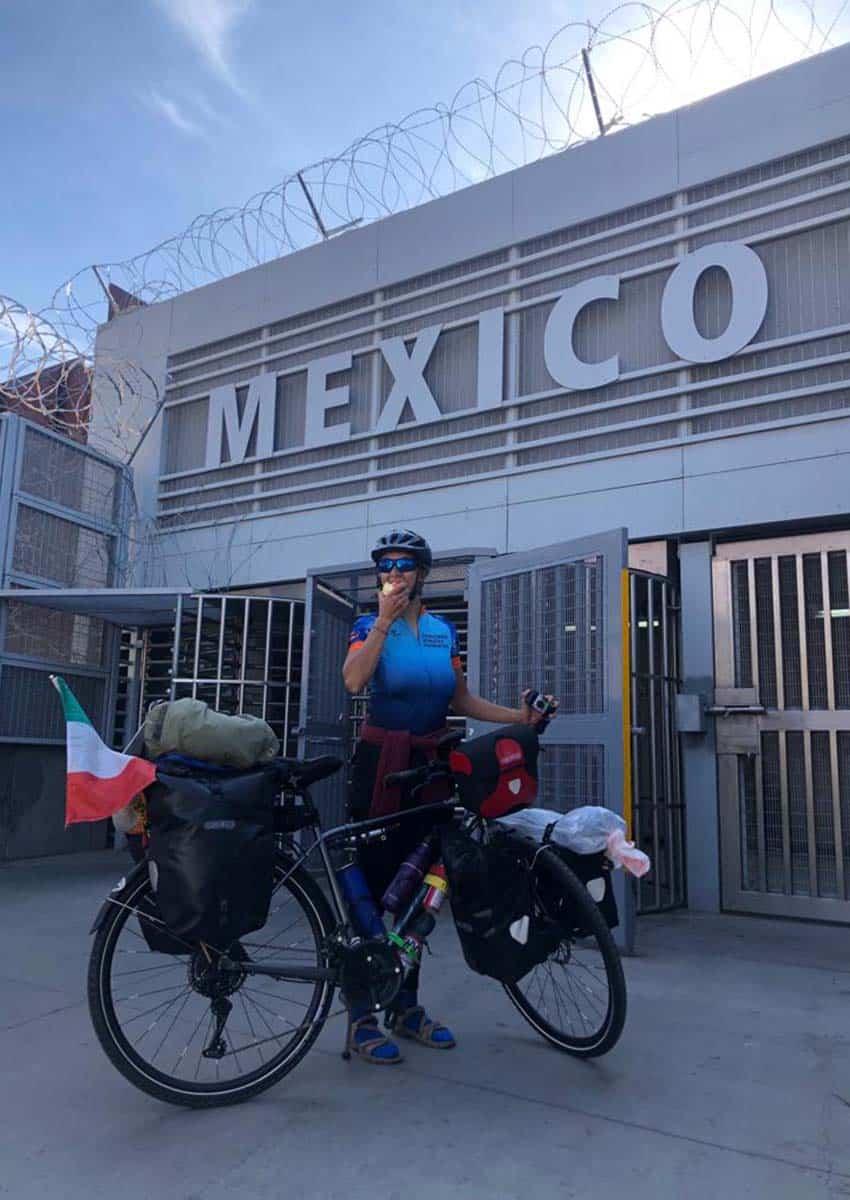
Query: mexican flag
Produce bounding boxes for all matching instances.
[51,676,156,826]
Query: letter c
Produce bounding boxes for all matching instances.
[543,276,621,391]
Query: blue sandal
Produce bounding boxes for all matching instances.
[348,1015,403,1065]
[392,1005,456,1049]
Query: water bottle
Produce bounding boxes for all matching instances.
[335,860,385,938]
[388,908,435,972]
[381,837,435,915]
[422,862,448,914]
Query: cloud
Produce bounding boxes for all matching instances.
[155,0,251,91]
[147,90,208,138]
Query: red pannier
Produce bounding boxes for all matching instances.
[448,724,540,818]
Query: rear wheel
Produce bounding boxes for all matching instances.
[503,845,626,1057]
[88,855,336,1107]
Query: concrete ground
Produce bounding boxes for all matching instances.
[1,851,849,1200]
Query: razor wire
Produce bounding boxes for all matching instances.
[2,0,849,457]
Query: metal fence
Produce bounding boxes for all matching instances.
[628,570,686,913]
[0,413,130,742]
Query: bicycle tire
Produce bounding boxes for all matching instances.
[503,846,627,1057]
[88,854,336,1108]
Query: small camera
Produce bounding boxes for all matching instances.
[526,689,556,717]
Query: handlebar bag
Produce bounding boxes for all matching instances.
[448,724,540,818]
[441,829,560,982]
[145,764,278,948]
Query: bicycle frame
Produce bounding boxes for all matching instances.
[224,795,463,986]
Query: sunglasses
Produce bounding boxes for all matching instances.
[376,556,418,574]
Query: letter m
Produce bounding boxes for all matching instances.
[205,375,276,468]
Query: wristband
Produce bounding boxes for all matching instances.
[374,622,391,636]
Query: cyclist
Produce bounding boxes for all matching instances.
[342,528,556,1064]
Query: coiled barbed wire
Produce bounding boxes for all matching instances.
[3,0,848,455]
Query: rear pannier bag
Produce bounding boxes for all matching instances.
[441,829,560,983]
[146,764,278,947]
[448,724,540,818]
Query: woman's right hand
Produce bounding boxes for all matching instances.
[377,579,409,627]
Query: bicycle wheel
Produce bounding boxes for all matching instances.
[88,855,336,1107]
[503,846,627,1057]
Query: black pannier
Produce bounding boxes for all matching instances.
[145,764,278,948]
[441,829,561,983]
[544,845,619,932]
[447,724,540,818]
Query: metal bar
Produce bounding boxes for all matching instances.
[821,552,836,711]
[712,560,735,691]
[621,570,633,839]
[169,592,183,702]
[296,172,329,238]
[581,47,607,136]
[661,580,676,908]
[754,743,768,894]
[262,598,273,722]
[771,556,784,711]
[629,572,640,859]
[216,596,226,710]
[239,962,336,983]
[779,730,792,894]
[192,596,202,700]
[796,555,810,711]
[647,578,661,912]
[283,601,295,749]
[747,558,760,697]
[803,730,818,897]
[829,728,845,901]
[239,597,250,714]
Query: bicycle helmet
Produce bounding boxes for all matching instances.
[370,529,433,571]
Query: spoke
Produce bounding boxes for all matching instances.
[150,989,195,1062]
[113,960,188,979]
[241,986,311,1008]
[172,1004,212,1076]
[114,982,189,1004]
[122,988,193,1028]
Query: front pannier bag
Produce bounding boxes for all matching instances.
[448,724,540,818]
[146,764,278,947]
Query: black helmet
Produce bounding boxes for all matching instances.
[370,528,433,571]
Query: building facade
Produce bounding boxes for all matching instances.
[9,46,850,920]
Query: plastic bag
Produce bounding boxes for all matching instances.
[606,830,651,878]
[495,805,652,877]
[496,805,625,854]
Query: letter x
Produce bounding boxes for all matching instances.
[375,325,442,433]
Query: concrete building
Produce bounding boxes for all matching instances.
[3,46,850,928]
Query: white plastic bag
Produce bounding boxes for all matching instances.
[605,830,651,878]
[496,805,652,877]
[495,805,626,854]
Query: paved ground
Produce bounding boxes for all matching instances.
[1,850,849,1200]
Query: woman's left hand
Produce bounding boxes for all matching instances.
[519,690,559,726]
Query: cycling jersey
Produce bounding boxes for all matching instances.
[348,608,461,735]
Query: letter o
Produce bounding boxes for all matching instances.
[661,242,768,364]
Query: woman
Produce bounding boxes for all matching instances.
[342,528,556,1064]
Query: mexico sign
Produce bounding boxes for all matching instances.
[204,242,768,469]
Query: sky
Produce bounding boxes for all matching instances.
[2,0,849,325]
[0,0,574,316]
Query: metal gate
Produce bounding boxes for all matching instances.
[467,529,634,949]
[713,532,850,922]
[628,570,686,913]
[123,594,304,757]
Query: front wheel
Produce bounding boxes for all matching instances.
[88,855,336,1107]
[503,846,627,1057]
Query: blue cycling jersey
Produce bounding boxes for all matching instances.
[348,608,460,735]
